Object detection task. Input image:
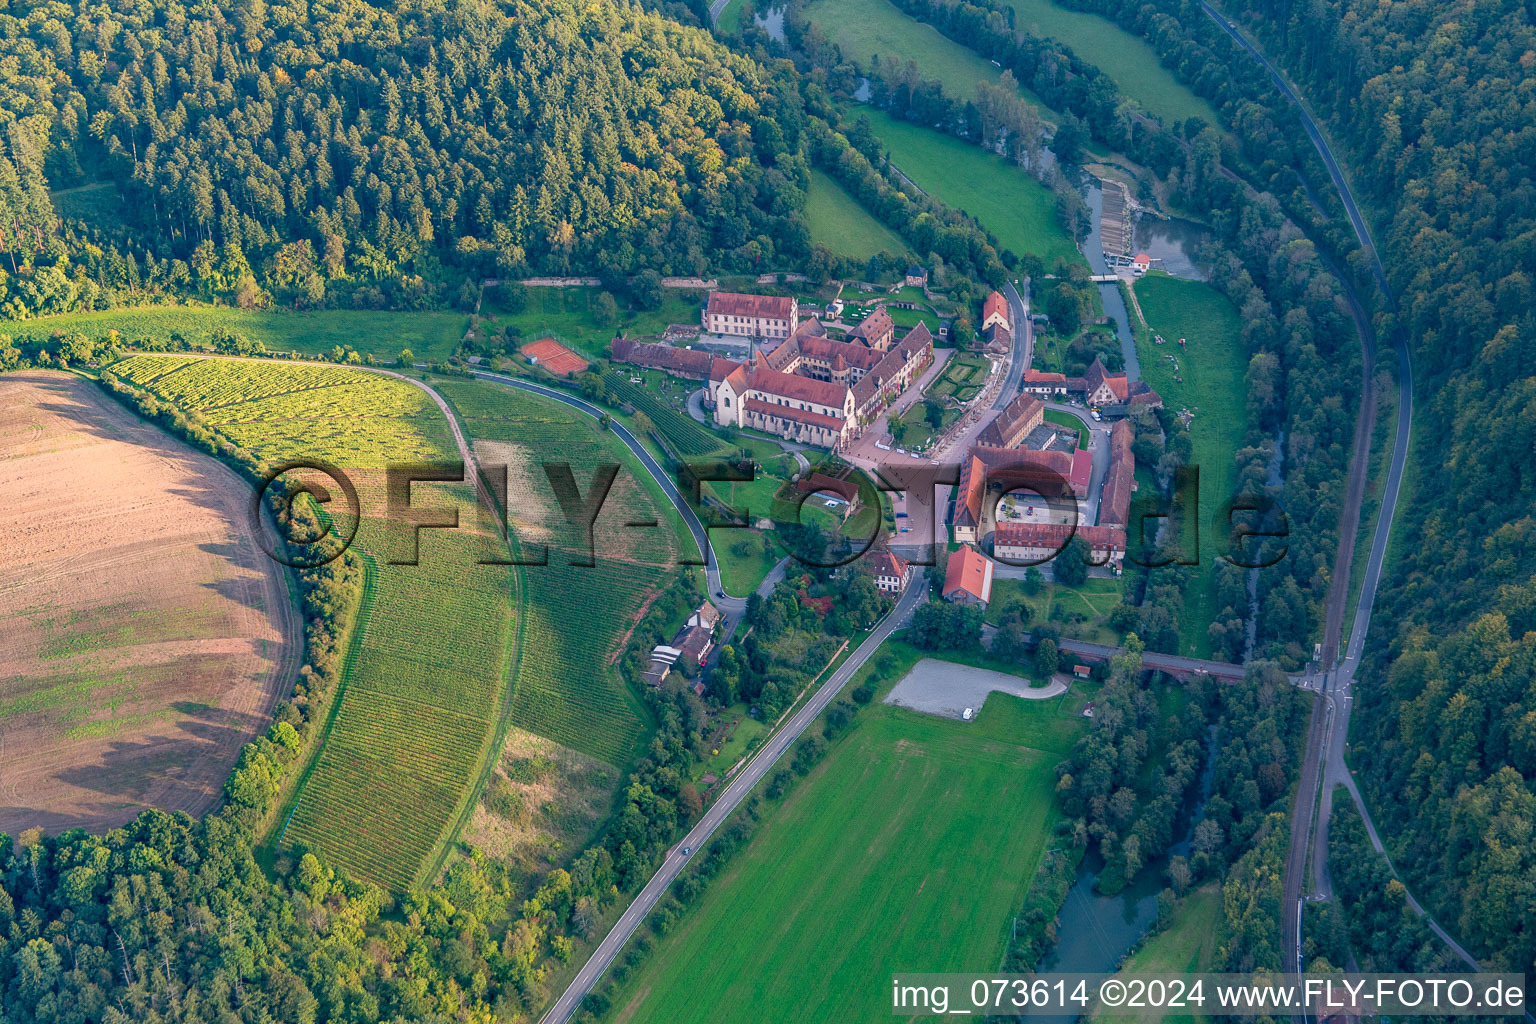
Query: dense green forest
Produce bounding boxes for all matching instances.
[1193,0,1536,974]
[0,0,813,316]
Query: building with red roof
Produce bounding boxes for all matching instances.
[993,522,1126,570]
[867,549,912,594]
[703,291,798,338]
[1099,419,1136,529]
[981,291,1011,332]
[611,336,712,378]
[942,544,993,606]
[847,307,895,351]
[952,446,1080,543]
[977,392,1045,449]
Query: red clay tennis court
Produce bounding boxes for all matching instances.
[521,337,589,375]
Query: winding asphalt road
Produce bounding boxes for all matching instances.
[999,279,1034,407]
[1196,0,1440,983]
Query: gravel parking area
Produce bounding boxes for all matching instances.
[884,658,1067,720]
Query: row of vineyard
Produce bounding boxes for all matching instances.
[114,355,518,889]
[513,560,664,766]
[108,354,458,464]
[603,371,729,456]
[282,520,518,888]
[441,380,678,765]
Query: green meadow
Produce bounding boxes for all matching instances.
[999,0,1221,127]
[1132,273,1249,659]
[854,107,1083,268]
[806,168,912,260]
[609,644,1083,1023]
[806,0,1051,111]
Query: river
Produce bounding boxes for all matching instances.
[1080,184,1141,380]
[1036,726,1218,1016]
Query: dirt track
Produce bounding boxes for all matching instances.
[0,371,301,832]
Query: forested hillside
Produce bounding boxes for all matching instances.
[1214,0,1536,972]
[0,0,806,317]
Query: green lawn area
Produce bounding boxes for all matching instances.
[1045,407,1089,448]
[608,643,1083,1024]
[806,169,911,260]
[855,107,1083,269]
[1089,883,1222,1024]
[1132,273,1248,659]
[986,575,1126,645]
[715,0,746,33]
[714,534,779,597]
[807,0,1055,115]
[20,306,468,361]
[697,706,767,778]
[999,0,1221,129]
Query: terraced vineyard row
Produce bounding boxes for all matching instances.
[281,525,518,886]
[108,354,457,464]
[440,380,673,766]
[602,372,728,456]
[514,559,664,766]
[109,355,518,889]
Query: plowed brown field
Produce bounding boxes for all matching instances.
[0,371,299,832]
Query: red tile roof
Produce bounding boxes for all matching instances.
[954,454,987,529]
[707,291,796,320]
[746,364,849,409]
[848,307,893,345]
[744,397,846,432]
[866,549,909,580]
[942,545,993,603]
[978,392,1044,449]
[1099,419,1135,529]
[850,323,933,409]
[709,356,742,384]
[1084,357,1130,403]
[796,333,884,371]
[1070,448,1093,495]
[612,337,712,378]
[983,291,1010,325]
[994,521,1126,555]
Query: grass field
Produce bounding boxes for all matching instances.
[855,108,1083,268]
[986,575,1125,645]
[999,0,1221,128]
[27,306,467,362]
[107,354,517,889]
[610,640,1082,1023]
[1131,274,1248,659]
[807,0,1042,108]
[806,169,911,260]
[715,0,747,33]
[1045,408,1089,448]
